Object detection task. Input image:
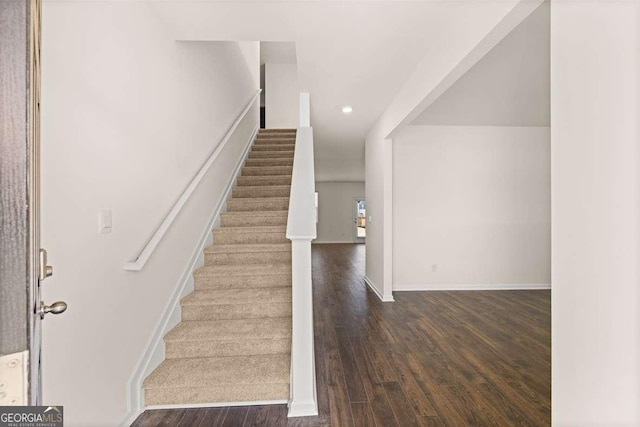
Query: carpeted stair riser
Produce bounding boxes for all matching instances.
[232,186,290,198]
[194,273,292,290]
[251,144,295,152]
[145,383,290,406]
[227,197,289,212]
[164,318,291,340]
[164,318,291,358]
[245,158,294,167]
[220,211,288,227]
[213,230,288,245]
[248,151,294,159]
[144,355,290,388]
[254,139,296,145]
[143,355,290,405]
[241,166,293,176]
[237,176,291,187]
[166,338,291,359]
[194,263,290,276]
[181,287,291,307]
[204,250,291,265]
[258,135,295,139]
[255,133,296,138]
[260,129,296,134]
[181,302,292,322]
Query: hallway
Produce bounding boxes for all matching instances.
[133,244,551,426]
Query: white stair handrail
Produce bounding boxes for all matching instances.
[124,89,261,271]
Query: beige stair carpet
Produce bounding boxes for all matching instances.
[143,128,296,406]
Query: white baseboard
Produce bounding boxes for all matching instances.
[312,240,359,244]
[121,126,259,427]
[146,400,287,411]
[393,283,552,291]
[288,399,319,417]
[364,275,394,302]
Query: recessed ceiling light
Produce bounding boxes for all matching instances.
[342,106,353,114]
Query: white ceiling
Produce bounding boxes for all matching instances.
[412,2,550,127]
[151,0,522,179]
[260,41,296,65]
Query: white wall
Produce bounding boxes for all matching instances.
[315,182,365,243]
[315,157,365,182]
[363,1,538,301]
[40,3,259,426]
[552,2,640,425]
[393,126,550,289]
[364,127,394,301]
[412,2,549,127]
[265,63,299,129]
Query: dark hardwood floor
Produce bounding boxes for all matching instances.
[132,244,551,426]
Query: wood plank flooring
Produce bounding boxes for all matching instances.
[132,244,551,426]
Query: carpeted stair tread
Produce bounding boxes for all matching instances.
[181,302,292,321]
[245,159,294,167]
[213,225,287,244]
[204,243,290,254]
[237,176,292,186]
[216,225,285,233]
[194,263,290,277]
[226,197,290,212]
[194,275,291,291]
[249,151,294,158]
[252,141,295,146]
[181,287,291,307]
[232,185,290,198]
[165,336,290,359]
[144,383,289,406]
[256,134,296,138]
[254,140,296,145]
[220,210,288,227]
[250,145,295,152]
[241,165,293,176]
[143,354,290,389]
[260,129,296,134]
[165,318,291,343]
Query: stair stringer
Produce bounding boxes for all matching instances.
[121,126,259,427]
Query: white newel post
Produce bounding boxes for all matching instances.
[287,95,317,416]
[288,239,317,416]
[299,92,310,127]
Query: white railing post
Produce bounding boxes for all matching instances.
[287,95,317,417]
[288,238,317,416]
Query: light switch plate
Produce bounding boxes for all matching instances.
[99,210,112,234]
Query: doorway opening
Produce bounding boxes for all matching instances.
[354,198,366,243]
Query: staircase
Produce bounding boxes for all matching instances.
[143,129,296,406]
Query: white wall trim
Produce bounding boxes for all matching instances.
[364,275,394,302]
[394,283,551,291]
[120,126,259,427]
[289,399,320,417]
